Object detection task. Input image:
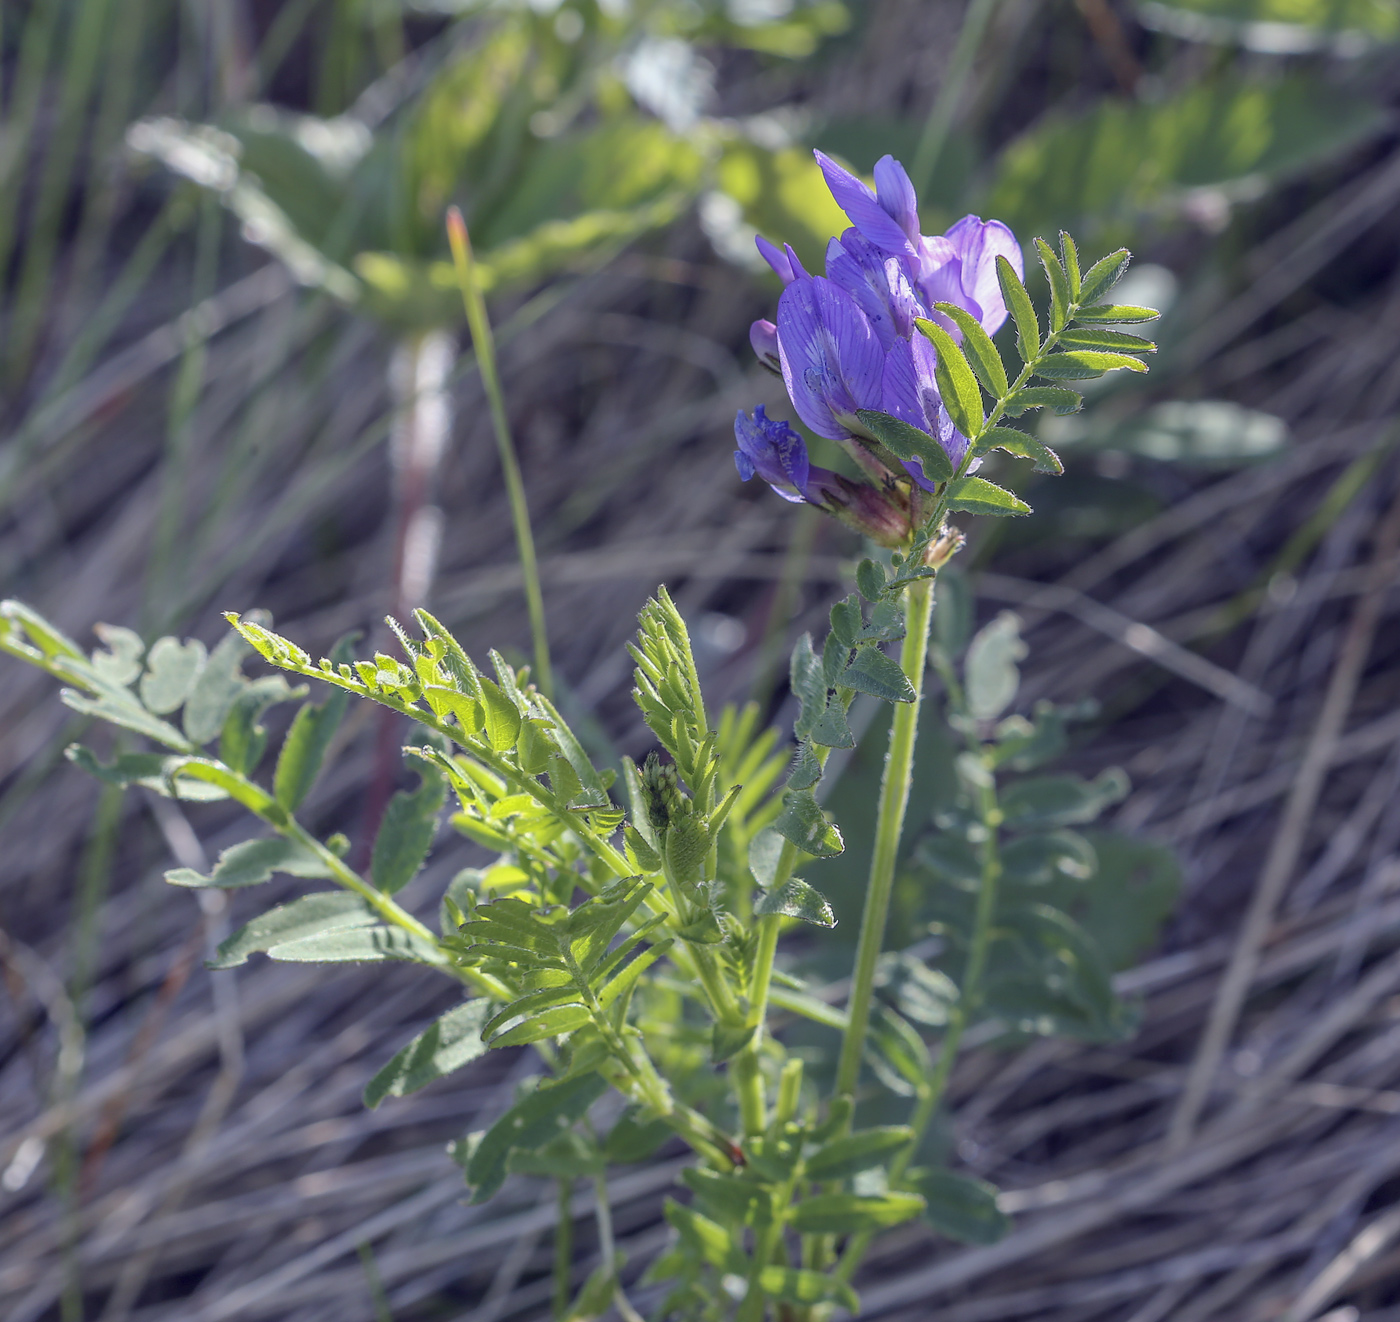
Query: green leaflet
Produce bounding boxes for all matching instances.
[911,1168,1010,1245]
[771,789,844,859]
[788,1192,925,1235]
[183,629,254,745]
[61,688,193,751]
[465,1072,609,1203]
[1034,349,1148,379]
[965,612,1027,722]
[755,878,836,928]
[977,426,1063,475]
[209,892,377,970]
[65,746,227,802]
[371,756,446,895]
[1002,385,1082,416]
[997,256,1040,361]
[273,635,356,811]
[139,637,207,715]
[914,318,984,440]
[364,1000,493,1108]
[165,835,333,889]
[999,770,1130,829]
[759,1268,859,1313]
[805,1126,913,1181]
[946,476,1031,516]
[477,678,522,751]
[267,926,447,966]
[840,643,916,704]
[931,303,1009,397]
[853,410,954,484]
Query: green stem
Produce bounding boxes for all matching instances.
[447,208,553,700]
[835,744,1002,1286]
[833,575,935,1103]
[747,914,782,1030]
[553,1178,574,1320]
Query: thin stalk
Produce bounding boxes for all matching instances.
[553,1179,574,1319]
[910,0,1001,197]
[594,1173,648,1322]
[446,207,553,699]
[356,1242,394,1322]
[833,575,935,1103]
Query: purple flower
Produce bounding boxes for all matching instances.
[734,407,916,547]
[813,150,1023,337]
[738,148,1021,531]
[734,406,813,504]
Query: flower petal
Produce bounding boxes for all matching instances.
[756,235,796,284]
[814,150,915,257]
[750,318,781,371]
[945,216,1022,334]
[776,277,882,440]
[873,155,920,243]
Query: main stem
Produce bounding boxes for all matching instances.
[833,574,935,1103]
[835,744,1003,1286]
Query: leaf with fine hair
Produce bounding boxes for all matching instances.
[371,754,446,895]
[946,477,1031,517]
[209,891,377,970]
[931,303,1010,398]
[914,318,984,441]
[1034,238,1071,333]
[465,1072,609,1203]
[755,877,836,927]
[364,1000,492,1108]
[996,256,1040,362]
[788,1192,925,1234]
[854,410,954,485]
[977,427,1063,475]
[165,835,333,889]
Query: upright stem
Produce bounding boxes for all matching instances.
[835,742,1003,1287]
[446,207,553,699]
[833,575,935,1104]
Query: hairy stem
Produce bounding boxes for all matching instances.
[834,575,935,1103]
[836,742,1003,1285]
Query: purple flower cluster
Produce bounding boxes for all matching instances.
[735,150,1022,541]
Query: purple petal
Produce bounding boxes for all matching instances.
[783,243,810,281]
[756,235,796,284]
[734,449,757,481]
[945,216,1022,335]
[873,155,920,243]
[776,277,883,440]
[750,319,781,371]
[878,337,964,489]
[814,150,915,258]
[826,234,898,349]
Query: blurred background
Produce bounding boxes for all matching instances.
[4,0,1400,1318]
